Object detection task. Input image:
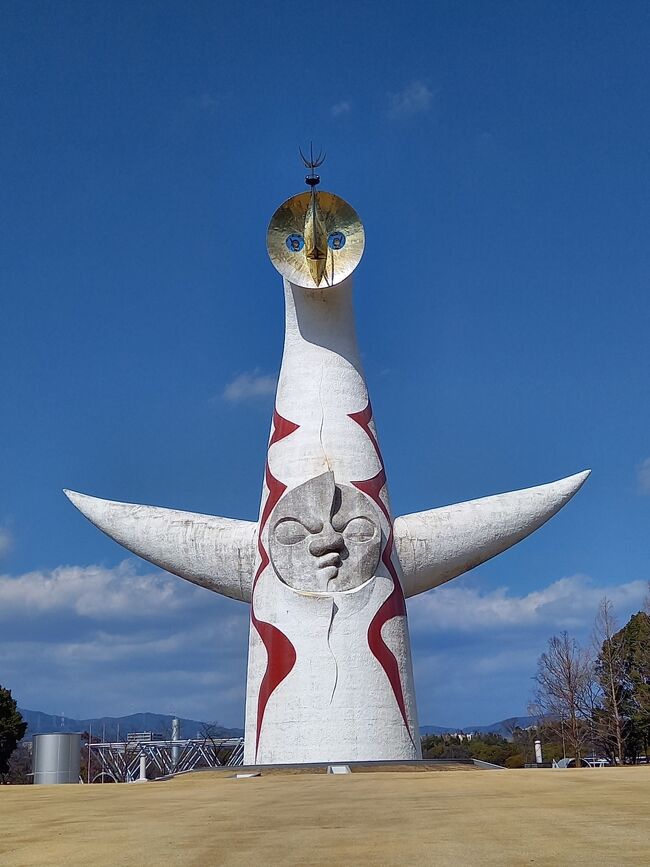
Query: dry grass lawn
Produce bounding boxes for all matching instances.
[2,766,649,866]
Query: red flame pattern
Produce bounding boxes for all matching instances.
[349,402,410,735]
[251,410,299,756]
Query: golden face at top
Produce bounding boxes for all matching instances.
[267,189,365,289]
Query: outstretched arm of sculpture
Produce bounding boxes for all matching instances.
[63,490,256,602]
[65,470,589,604]
[393,470,590,598]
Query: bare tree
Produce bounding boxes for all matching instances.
[643,581,650,616]
[198,721,231,766]
[534,632,594,764]
[592,598,626,765]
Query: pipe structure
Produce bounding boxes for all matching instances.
[171,718,180,769]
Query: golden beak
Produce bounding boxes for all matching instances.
[303,190,328,286]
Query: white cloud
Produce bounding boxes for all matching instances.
[637,457,650,494]
[408,574,647,724]
[387,80,433,118]
[2,558,647,728]
[408,574,647,635]
[0,526,12,559]
[330,100,351,118]
[0,561,192,620]
[0,560,248,725]
[190,91,220,113]
[222,369,277,402]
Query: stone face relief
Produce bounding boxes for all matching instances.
[269,471,382,594]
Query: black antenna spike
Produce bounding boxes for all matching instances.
[300,142,326,187]
[299,143,326,170]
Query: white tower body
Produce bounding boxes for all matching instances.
[245,277,419,763]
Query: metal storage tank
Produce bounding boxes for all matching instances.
[32,733,81,784]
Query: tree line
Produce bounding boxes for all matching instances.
[422,730,532,767]
[424,591,650,769]
[532,592,650,766]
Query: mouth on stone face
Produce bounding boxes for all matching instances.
[317,552,342,572]
[317,552,342,586]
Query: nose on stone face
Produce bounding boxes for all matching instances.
[309,527,345,558]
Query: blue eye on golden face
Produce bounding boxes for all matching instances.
[328,231,346,251]
[286,234,304,252]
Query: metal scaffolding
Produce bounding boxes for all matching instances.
[88,737,244,782]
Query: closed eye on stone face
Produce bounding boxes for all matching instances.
[341,517,375,543]
[274,519,309,546]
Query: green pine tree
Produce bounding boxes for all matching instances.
[0,685,27,783]
[615,612,650,760]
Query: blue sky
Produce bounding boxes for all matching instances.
[1,0,649,728]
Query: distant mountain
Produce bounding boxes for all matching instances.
[419,716,537,739]
[19,707,533,743]
[18,709,243,741]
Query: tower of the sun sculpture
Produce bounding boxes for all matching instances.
[65,153,589,764]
